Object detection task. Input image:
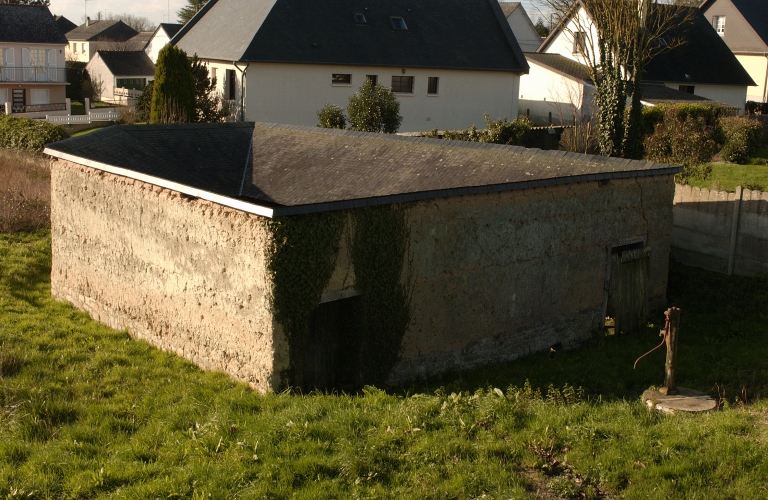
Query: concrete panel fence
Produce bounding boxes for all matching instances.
[672,184,768,277]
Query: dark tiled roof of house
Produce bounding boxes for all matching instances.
[95,51,156,77]
[0,5,68,44]
[173,0,528,73]
[499,2,521,17]
[640,83,719,104]
[55,15,77,34]
[125,32,153,51]
[45,123,681,217]
[525,53,592,82]
[66,19,138,41]
[731,0,768,47]
[159,23,183,38]
[642,7,754,86]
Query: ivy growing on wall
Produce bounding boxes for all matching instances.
[347,205,413,385]
[266,205,413,389]
[265,212,346,388]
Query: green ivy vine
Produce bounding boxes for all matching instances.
[265,205,413,389]
[265,212,346,387]
[347,205,412,385]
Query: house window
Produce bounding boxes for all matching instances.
[81,43,86,54]
[30,89,50,105]
[0,88,7,104]
[227,69,236,100]
[332,73,352,85]
[390,16,408,30]
[572,31,586,54]
[713,16,725,36]
[391,75,414,93]
[353,12,367,24]
[211,67,217,81]
[427,77,439,95]
[366,75,378,85]
[679,85,695,94]
[71,42,77,53]
[116,78,146,90]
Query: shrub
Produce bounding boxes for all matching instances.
[151,45,196,124]
[643,106,719,183]
[433,115,533,147]
[745,101,768,116]
[135,80,154,122]
[347,80,402,133]
[191,54,226,123]
[0,115,67,153]
[641,102,730,141]
[719,116,764,164]
[317,104,346,129]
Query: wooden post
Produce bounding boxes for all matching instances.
[661,307,680,395]
[727,186,743,276]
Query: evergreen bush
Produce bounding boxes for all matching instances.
[135,80,154,122]
[347,80,402,133]
[317,104,346,129]
[432,115,532,146]
[720,116,764,164]
[0,115,67,153]
[150,45,196,124]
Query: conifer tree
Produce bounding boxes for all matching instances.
[150,45,195,124]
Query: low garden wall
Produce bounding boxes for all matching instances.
[672,184,768,276]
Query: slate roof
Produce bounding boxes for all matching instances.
[500,2,521,17]
[0,5,68,44]
[644,7,755,86]
[173,0,528,73]
[96,51,156,77]
[700,0,768,49]
[159,23,183,38]
[55,15,77,34]
[44,122,681,217]
[526,53,592,83]
[125,32,154,51]
[640,83,718,104]
[66,19,138,41]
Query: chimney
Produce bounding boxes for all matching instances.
[86,17,90,26]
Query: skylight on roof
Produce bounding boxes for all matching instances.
[390,16,408,30]
[354,12,367,23]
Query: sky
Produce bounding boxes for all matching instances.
[49,0,548,32]
[50,0,189,27]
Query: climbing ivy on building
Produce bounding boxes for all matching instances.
[265,212,346,388]
[347,205,412,385]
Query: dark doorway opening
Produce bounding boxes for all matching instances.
[605,241,650,335]
[302,296,361,391]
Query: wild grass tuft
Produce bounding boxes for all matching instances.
[0,151,50,233]
[1,231,767,498]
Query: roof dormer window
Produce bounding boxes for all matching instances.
[353,12,367,24]
[390,16,408,31]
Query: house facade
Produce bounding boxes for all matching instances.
[537,4,755,113]
[65,19,138,63]
[700,0,768,103]
[172,0,528,132]
[144,23,182,64]
[0,4,68,118]
[45,122,680,392]
[86,51,155,104]
[499,2,542,52]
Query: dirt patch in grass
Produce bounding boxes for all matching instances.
[0,150,50,232]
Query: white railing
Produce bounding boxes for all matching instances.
[113,87,142,98]
[46,110,121,124]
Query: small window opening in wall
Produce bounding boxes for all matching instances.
[332,73,352,85]
[391,75,414,93]
[679,85,695,94]
[572,31,586,54]
[226,69,236,100]
[604,241,650,336]
[390,16,408,30]
[427,76,439,95]
[366,74,378,85]
[712,15,725,36]
[353,12,367,23]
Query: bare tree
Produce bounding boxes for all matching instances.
[106,13,156,32]
[536,0,696,158]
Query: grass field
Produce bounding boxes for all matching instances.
[1,231,767,499]
[686,146,768,192]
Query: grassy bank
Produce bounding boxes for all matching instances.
[1,231,767,499]
[0,151,50,233]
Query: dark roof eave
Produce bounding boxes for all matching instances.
[217,57,528,73]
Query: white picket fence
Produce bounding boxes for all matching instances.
[46,110,121,124]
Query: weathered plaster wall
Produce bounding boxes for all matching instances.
[50,160,287,392]
[387,175,675,383]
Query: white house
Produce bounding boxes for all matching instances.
[172,0,529,132]
[65,18,138,63]
[499,2,542,52]
[85,51,155,104]
[700,0,768,103]
[535,3,755,113]
[519,53,594,125]
[144,23,182,64]
[0,4,69,118]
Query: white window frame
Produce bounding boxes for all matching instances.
[713,16,725,36]
[30,88,50,105]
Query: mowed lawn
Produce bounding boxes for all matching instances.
[1,231,768,499]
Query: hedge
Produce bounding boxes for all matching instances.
[0,115,67,153]
[720,116,764,164]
